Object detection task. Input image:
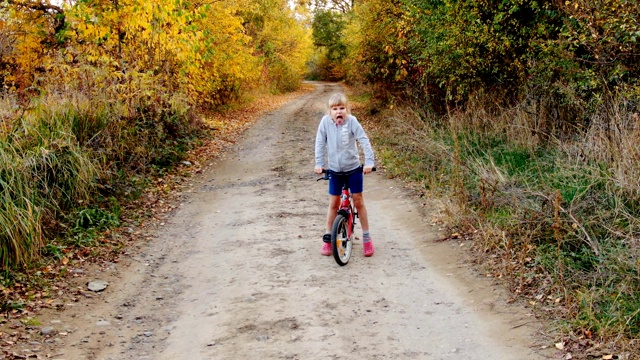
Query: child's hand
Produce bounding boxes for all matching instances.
[363,166,374,174]
[314,167,324,174]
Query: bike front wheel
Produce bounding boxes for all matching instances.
[331,214,352,266]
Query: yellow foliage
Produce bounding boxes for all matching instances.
[1,2,57,91]
[242,0,313,92]
[1,0,312,106]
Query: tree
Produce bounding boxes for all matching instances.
[344,0,408,88]
[0,0,66,92]
[312,9,346,61]
[298,0,353,13]
[239,0,313,92]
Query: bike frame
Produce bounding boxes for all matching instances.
[337,184,356,240]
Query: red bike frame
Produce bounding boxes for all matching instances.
[337,184,356,240]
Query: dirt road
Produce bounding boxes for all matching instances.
[36,83,553,359]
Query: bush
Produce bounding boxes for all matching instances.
[359,87,640,347]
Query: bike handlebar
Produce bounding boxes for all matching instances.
[317,166,376,181]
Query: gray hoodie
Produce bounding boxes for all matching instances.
[315,114,375,172]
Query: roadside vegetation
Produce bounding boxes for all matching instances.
[0,0,312,320]
[358,95,639,357]
[305,0,640,357]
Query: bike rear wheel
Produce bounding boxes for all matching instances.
[331,214,352,266]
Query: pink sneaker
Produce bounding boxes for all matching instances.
[363,241,375,257]
[320,242,331,256]
[320,234,332,256]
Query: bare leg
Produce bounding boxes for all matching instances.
[351,193,369,233]
[353,192,374,256]
[326,195,340,232]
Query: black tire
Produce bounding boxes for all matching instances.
[331,214,352,266]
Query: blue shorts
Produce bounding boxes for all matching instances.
[328,168,364,196]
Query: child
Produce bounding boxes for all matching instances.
[314,92,375,257]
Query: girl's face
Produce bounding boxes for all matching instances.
[330,104,347,125]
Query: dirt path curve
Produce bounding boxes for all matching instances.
[46,83,553,360]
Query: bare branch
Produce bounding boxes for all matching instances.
[4,0,64,15]
[3,0,66,33]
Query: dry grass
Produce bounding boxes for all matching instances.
[357,86,640,356]
[0,72,199,269]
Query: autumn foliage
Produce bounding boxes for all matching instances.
[0,0,312,269]
[334,0,640,351]
[2,0,312,106]
[313,0,639,122]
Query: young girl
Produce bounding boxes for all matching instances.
[314,92,376,257]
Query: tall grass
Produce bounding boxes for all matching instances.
[0,95,97,268]
[0,144,43,268]
[360,88,640,348]
[0,68,204,270]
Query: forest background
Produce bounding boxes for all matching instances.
[1,0,639,357]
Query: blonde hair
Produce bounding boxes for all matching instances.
[327,92,350,114]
